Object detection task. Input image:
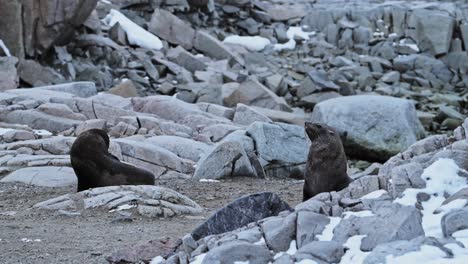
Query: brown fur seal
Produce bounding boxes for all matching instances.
[70,129,155,192]
[303,122,352,201]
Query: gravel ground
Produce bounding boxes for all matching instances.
[0,177,303,264]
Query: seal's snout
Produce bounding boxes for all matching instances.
[304,122,322,139]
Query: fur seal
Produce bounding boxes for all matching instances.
[70,129,155,192]
[303,122,352,201]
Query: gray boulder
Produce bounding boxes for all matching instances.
[146,136,212,162]
[148,9,195,50]
[201,241,271,264]
[233,103,272,126]
[294,241,345,264]
[441,208,468,237]
[35,82,97,98]
[191,192,291,240]
[261,213,297,252]
[192,141,256,180]
[0,56,18,91]
[0,166,76,187]
[311,95,425,162]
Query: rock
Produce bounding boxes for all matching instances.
[0,166,76,187]
[35,82,97,98]
[201,241,271,264]
[107,237,181,264]
[167,46,207,73]
[441,208,468,237]
[246,122,309,177]
[201,124,239,142]
[149,9,195,50]
[191,192,291,240]
[261,213,297,252]
[107,80,139,98]
[17,59,64,86]
[233,103,272,126]
[296,211,330,248]
[411,9,454,56]
[311,95,425,162]
[224,78,292,112]
[297,70,340,98]
[0,0,98,58]
[250,106,308,126]
[298,91,341,109]
[75,119,107,136]
[380,71,400,84]
[146,136,212,162]
[192,141,255,180]
[332,202,424,251]
[339,175,381,199]
[37,103,86,120]
[295,241,345,263]
[263,4,308,21]
[34,185,202,217]
[193,31,243,64]
[441,188,468,206]
[5,110,82,133]
[0,56,18,91]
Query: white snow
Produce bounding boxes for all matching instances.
[360,189,387,200]
[110,204,136,212]
[386,245,447,264]
[223,35,271,51]
[191,253,206,264]
[254,237,266,245]
[388,33,398,38]
[149,256,165,264]
[340,235,370,264]
[234,261,249,264]
[343,210,374,219]
[274,27,315,51]
[295,260,318,264]
[102,9,163,50]
[399,39,420,52]
[199,179,220,183]
[395,158,467,237]
[0,39,11,57]
[316,217,341,241]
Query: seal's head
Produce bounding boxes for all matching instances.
[305,122,347,142]
[71,129,110,158]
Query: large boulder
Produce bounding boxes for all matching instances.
[0,0,98,58]
[148,9,195,50]
[0,56,18,91]
[311,95,425,162]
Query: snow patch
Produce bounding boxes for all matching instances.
[274,240,297,259]
[149,256,165,264]
[0,39,11,57]
[0,128,13,136]
[191,253,206,264]
[395,158,467,237]
[34,129,53,137]
[360,189,387,200]
[340,235,370,264]
[274,27,315,51]
[316,217,341,241]
[254,237,266,245]
[223,36,271,51]
[199,179,220,183]
[343,210,374,219]
[295,260,318,264]
[102,9,163,50]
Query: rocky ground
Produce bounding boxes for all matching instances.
[0,0,468,263]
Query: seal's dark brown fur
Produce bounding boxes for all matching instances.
[303,122,352,201]
[70,129,155,192]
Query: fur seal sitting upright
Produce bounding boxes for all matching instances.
[303,122,352,201]
[70,129,155,192]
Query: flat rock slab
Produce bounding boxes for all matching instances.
[191,192,291,240]
[34,185,202,218]
[0,166,76,187]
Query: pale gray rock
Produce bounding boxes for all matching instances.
[146,136,212,162]
[298,91,341,109]
[192,141,256,180]
[332,202,424,251]
[37,103,86,120]
[167,46,207,73]
[197,102,235,120]
[311,95,425,162]
[263,4,308,21]
[5,154,70,168]
[250,106,308,126]
[441,208,468,237]
[390,163,424,197]
[296,211,330,248]
[34,185,202,217]
[201,124,240,142]
[220,130,255,154]
[339,175,381,199]
[0,56,18,91]
[261,213,297,252]
[0,166,76,187]
[17,59,64,86]
[233,103,272,126]
[294,241,345,264]
[5,87,75,103]
[224,78,292,112]
[5,110,82,133]
[193,31,243,64]
[1,129,35,143]
[149,9,195,50]
[75,119,107,136]
[35,82,97,98]
[201,241,271,264]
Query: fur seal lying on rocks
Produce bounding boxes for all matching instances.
[303,122,352,201]
[70,129,155,192]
